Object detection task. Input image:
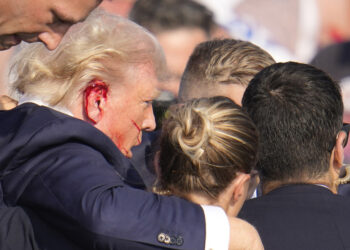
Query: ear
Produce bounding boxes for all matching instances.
[232,173,251,203]
[332,131,346,174]
[83,80,109,124]
[219,173,251,217]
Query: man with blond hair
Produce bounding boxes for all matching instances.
[179,39,275,105]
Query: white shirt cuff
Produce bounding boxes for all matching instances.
[201,205,230,250]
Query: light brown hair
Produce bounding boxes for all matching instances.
[156,96,258,200]
[179,39,275,101]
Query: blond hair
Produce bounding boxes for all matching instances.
[179,39,275,101]
[10,10,166,108]
[156,96,258,199]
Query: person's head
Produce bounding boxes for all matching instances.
[156,96,258,216]
[179,39,275,105]
[129,0,217,97]
[242,62,345,193]
[0,0,102,51]
[10,10,167,158]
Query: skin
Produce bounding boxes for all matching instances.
[99,0,136,17]
[156,28,208,96]
[0,0,102,50]
[184,83,247,106]
[174,173,263,250]
[0,95,17,109]
[87,64,159,158]
[229,217,264,250]
[183,173,251,217]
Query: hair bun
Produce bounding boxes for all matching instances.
[172,104,213,166]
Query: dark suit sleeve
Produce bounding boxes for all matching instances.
[0,206,40,250]
[17,144,206,250]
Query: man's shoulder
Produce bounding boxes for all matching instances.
[239,184,350,250]
[1,103,119,162]
[239,184,350,220]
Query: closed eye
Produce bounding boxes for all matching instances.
[51,10,78,25]
[144,100,153,106]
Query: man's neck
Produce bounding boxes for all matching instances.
[261,175,337,195]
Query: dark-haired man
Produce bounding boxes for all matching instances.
[239,62,350,250]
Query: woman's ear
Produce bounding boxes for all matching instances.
[83,80,108,124]
[218,173,251,217]
[232,173,251,203]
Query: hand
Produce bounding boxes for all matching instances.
[0,95,18,110]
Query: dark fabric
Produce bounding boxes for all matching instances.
[0,205,40,250]
[338,184,350,197]
[239,184,350,250]
[128,131,159,190]
[0,103,205,250]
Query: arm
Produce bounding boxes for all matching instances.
[17,144,206,249]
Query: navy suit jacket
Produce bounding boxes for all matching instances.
[238,184,350,250]
[0,103,205,250]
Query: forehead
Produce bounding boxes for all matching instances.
[52,0,101,22]
[156,28,208,76]
[184,83,246,106]
[113,63,160,99]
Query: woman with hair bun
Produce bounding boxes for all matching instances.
[155,96,264,250]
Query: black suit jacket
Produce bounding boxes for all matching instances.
[238,184,350,250]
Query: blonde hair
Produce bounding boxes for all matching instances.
[10,10,166,107]
[179,39,275,101]
[156,96,258,199]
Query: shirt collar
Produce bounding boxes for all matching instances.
[18,95,73,117]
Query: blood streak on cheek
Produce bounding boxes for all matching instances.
[84,79,109,124]
[131,119,141,144]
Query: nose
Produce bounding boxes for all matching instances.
[142,106,156,131]
[38,23,71,50]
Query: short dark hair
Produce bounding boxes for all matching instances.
[242,62,343,183]
[179,39,275,102]
[129,0,215,36]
